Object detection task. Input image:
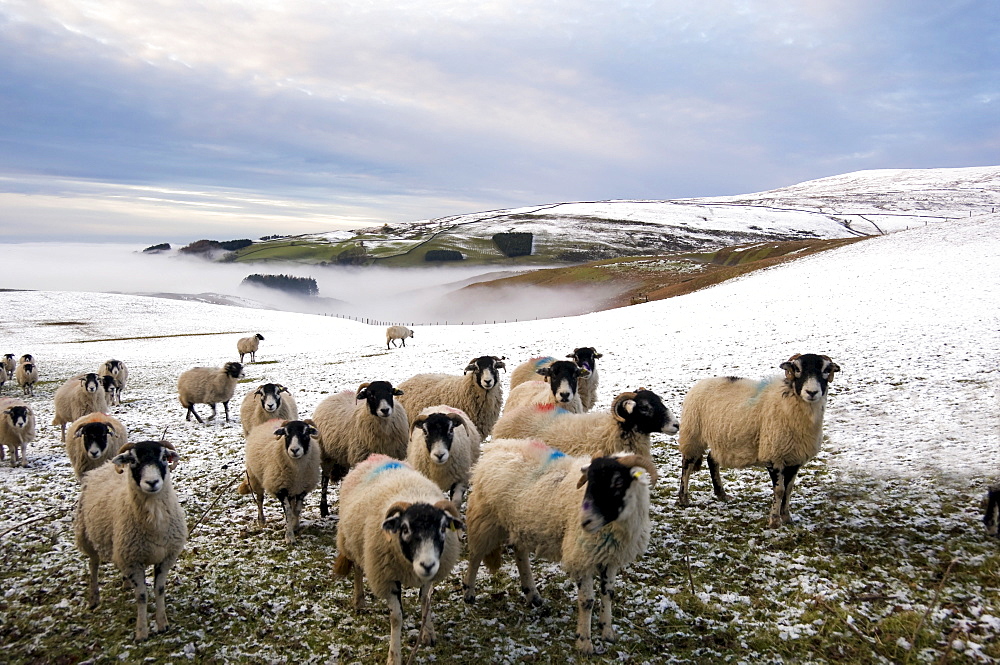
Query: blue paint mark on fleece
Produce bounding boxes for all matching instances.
[367,460,405,482]
[532,356,557,368]
[747,378,775,405]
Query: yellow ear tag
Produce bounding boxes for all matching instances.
[632,470,644,480]
[448,523,457,532]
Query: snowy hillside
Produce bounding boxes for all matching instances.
[1,213,999,662]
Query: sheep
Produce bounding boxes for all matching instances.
[333,454,464,665]
[386,325,414,350]
[985,484,1000,537]
[503,359,589,414]
[493,388,679,459]
[74,440,187,641]
[100,374,120,407]
[406,405,482,504]
[311,381,409,517]
[52,373,109,442]
[676,353,841,529]
[397,355,506,438]
[0,397,36,467]
[19,353,35,367]
[15,362,38,397]
[176,361,244,424]
[237,419,321,544]
[65,412,127,480]
[509,348,603,411]
[0,365,7,393]
[239,383,299,436]
[237,333,264,363]
[2,353,15,375]
[98,359,129,405]
[463,438,656,655]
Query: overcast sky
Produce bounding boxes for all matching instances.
[0,0,997,243]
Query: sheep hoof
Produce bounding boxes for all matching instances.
[767,516,782,529]
[463,591,475,604]
[601,625,617,642]
[676,495,690,507]
[526,593,543,608]
[575,635,594,655]
[713,493,730,503]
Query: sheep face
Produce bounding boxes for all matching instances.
[273,420,319,460]
[81,373,101,393]
[101,375,119,402]
[112,441,179,495]
[356,381,403,419]
[103,359,125,377]
[568,347,602,373]
[76,422,115,460]
[464,356,506,391]
[256,383,287,413]
[381,501,464,582]
[223,362,245,379]
[414,412,465,465]
[20,354,33,364]
[4,405,31,431]
[613,389,680,435]
[255,333,265,341]
[577,456,652,533]
[780,354,840,404]
[537,360,589,405]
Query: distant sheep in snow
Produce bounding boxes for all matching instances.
[0,397,36,467]
[237,333,265,363]
[386,325,414,350]
[15,363,38,397]
[97,359,129,405]
[176,362,245,423]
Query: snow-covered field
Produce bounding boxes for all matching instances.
[1,213,999,663]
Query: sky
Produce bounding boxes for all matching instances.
[0,0,997,243]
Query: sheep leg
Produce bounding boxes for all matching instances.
[677,455,700,506]
[462,550,483,603]
[153,555,177,634]
[418,583,436,645]
[207,403,218,421]
[574,574,596,654]
[59,423,67,443]
[779,465,801,524]
[185,404,204,424]
[125,565,149,641]
[277,489,297,544]
[597,565,618,643]
[513,545,542,607]
[706,453,729,502]
[222,401,231,423]
[319,471,331,517]
[254,490,266,526]
[87,555,101,608]
[351,565,366,609]
[387,582,404,665]
[766,465,786,529]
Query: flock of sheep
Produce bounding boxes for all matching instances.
[1,330,857,663]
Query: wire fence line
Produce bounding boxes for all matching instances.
[321,313,534,327]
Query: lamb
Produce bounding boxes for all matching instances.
[311,380,409,517]
[176,361,244,424]
[397,355,506,438]
[65,412,128,480]
[503,359,589,414]
[0,397,36,467]
[237,419,321,544]
[15,362,38,397]
[463,438,656,655]
[239,383,299,436]
[386,325,414,350]
[406,405,482,504]
[98,359,129,405]
[493,388,679,459]
[676,353,841,528]
[509,348,603,411]
[74,440,187,640]
[334,454,464,665]
[237,333,265,363]
[52,373,109,442]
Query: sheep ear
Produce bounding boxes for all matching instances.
[277,385,289,393]
[412,415,429,432]
[105,425,116,436]
[273,427,287,439]
[536,367,552,377]
[356,383,370,400]
[780,361,797,379]
[111,449,136,473]
[392,388,404,396]
[381,502,411,534]
[576,367,591,378]
[594,352,603,359]
[72,424,86,438]
[162,448,180,470]
[448,413,465,429]
[434,500,465,531]
[254,386,265,396]
[577,465,590,489]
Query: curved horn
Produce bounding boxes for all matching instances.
[112,442,135,473]
[611,392,638,422]
[821,355,840,382]
[614,454,659,485]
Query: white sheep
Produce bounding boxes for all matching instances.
[74,440,187,640]
[493,388,679,459]
[676,353,841,528]
[176,361,245,423]
[98,359,129,406]
[52,373,109,442]
[463,438,656,655]
[509,348,603,411]
[237,333,264,363]
[406,405,482,504]
[334,454,464,665]
[237,419,321,544]
[397,355,506,438]
[2,353,15,375]
[311,381,409,517]
[15,362,38,397]
[239,383,299,436]
[386,325,414,350]
[0,397,36,467]
[503,359,589,414]
[65,412,127,480]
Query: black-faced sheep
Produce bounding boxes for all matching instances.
[52,373,109,442]
[676,353,841,528]
[65,412,127,480]
[509,348,603,411]
[397,355,506,438]
[0,397,36,467]
[2,353,14,375]
[985,484,1000,537]
[237,333,264,363]
[311,381,409,517]
[74,440,187,641]
[15,362,38,397]
[463,439,656,655]
[237,419,321,544]
[386,325,414,350]
[239,383,298,436]
[334,454,464,665]
[504,359,589,414]
[493,389,679,459]
[176,362,244,424]
[406,405,482,504]
[98,359,129,406]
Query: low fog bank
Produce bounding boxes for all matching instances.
[0,243,625,324]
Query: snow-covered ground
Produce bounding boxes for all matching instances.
[1,212,998,662]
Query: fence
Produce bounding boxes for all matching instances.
[322,313,534,326]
